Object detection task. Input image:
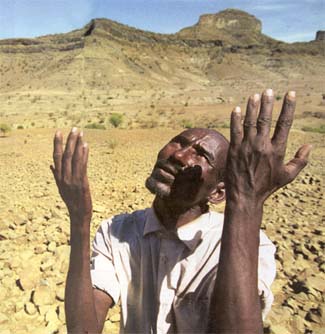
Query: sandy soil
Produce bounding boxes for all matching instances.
[0,124,324,334]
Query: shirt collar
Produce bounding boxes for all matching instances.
[143,207,213,252]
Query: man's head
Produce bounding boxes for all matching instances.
[145,128,229,209]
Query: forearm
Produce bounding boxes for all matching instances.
[65,219,100,334]
[211,200,263,334]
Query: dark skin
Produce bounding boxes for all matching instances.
[51,89,311,333]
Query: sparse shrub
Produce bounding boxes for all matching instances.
[107,139,118,150]
[109,113,123,128]
[275,95,282,101]
[17,125,24,130]
[219,122,230,129]
[302,125,325,134]
[181,119,193,129]
[85,123,106,130]
[0,123,11,136]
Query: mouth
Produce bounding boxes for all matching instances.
[152,167,175,184]
[155,160,180,177]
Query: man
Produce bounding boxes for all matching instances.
[51,89,311,334]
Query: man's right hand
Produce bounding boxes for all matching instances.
[50,127,92,225]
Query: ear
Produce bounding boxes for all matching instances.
[208,182,225,204]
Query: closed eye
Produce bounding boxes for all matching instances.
[194,145,213,165]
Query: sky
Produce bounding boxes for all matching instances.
[0,0,324,43]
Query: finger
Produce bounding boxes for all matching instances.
[230,106,242,147]
[243,94,259,141]
[272,91,296,149]
[72,131,84,180]
[284,144,312,183]
[82,142,89,176]
[53,130,63,182]
[62,127,79,182]
[257,89,273,137]
[82,143,90,189]
[50,165,58,184]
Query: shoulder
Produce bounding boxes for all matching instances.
[102,208,148,243]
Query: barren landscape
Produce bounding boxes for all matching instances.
[0,9,324,334]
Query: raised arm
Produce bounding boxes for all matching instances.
[50,128,112,333]
[211,90,311,333]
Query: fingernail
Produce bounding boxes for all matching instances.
[253,93,260,102]
[265,89,273,97]
[234,106,241,113]
[72,127,77,133]
[288,91,296,98]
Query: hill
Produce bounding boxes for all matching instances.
[0,9,324,131]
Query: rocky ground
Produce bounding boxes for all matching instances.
[0,126,323,334]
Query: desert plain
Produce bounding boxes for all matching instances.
[0,9,324,334]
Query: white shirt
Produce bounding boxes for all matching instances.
[91,208,276,334]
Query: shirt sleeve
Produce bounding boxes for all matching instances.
[258,230,277,320]
[90,219,120,305]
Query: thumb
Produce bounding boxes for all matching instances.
[284,144,312,182]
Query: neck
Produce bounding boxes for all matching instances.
[153,196,209,230]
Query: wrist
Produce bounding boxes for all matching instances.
[225,198,263,221]
[226,192,264,211]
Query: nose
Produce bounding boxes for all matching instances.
[169,146,194,167]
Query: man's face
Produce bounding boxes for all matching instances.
[146,128,226,207]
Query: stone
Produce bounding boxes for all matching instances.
[47,241,57,253]
[25,302,37,315]
[306,276,325,292]
[45,307,59,324]
[33,285,56,306]
[56,284,65,301]
[19,268,41,290]
[110,312,120,322]
[15,301,24,312]
[270,324,291,334]
[58,304,66,323]
[103,320,119,334]
[0,313,9,324]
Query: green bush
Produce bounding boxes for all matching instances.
[181,119,193,129]
[302,125,325,134]
[0,123,11,136]
[85,123,106,130]
[17,125,24,130]
[109,113,123,128]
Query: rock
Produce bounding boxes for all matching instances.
[25,302,37,315]
[0,313,9,324]
[292,316,305,333]
[270,324,291,334]
[56,285,65,301]
[19,268,41,290]
[103,319,119,334]
[306,276,325,292]
[58,304,66,323]
[40,256,55,272]
[47,241,57,253]
[45,307,59,324]
[0,285,8,301]
[15,301,25,313]
[33,285,56,306]
[34,244,47,254]
[315,30,325,41]
[110,312,120,322]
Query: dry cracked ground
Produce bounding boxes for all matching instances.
[0,126,324,334]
